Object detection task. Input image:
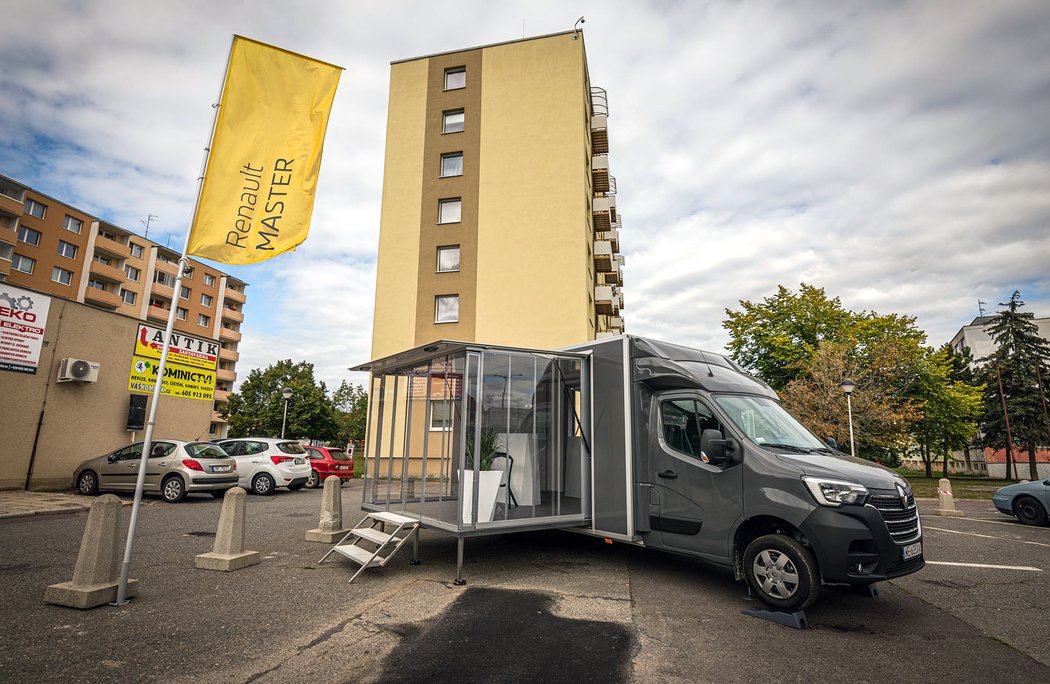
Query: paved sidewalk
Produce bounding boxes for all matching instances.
[0,490,128,519]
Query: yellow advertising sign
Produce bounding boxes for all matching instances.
[135,324,219,371]
[128,356,216,401]
[187,36,343,265]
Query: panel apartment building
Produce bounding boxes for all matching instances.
[0,173,246,438]
[371,31,625,359]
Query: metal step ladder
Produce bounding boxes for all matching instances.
[318,511,420,584]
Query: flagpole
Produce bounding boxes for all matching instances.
[113,37,235,606]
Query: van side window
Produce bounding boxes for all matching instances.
[660,399,726,461]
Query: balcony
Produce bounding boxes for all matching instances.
[88,260,126,283]
[592,154,610,195]
[219,346,240,362]
[609,316,624,330]
[591,86,609,117]
[0,193,23,217]
[147,305,170,322]
[94,234,132,259]
[216,368,237,383]
[595,285,619,316]
[214,388,230,402]
[154,259,179,276]
[220,327,242,342]
[591,114,608,155]
[0,257,11,279]
[224,287,246,304]
[597,229,619,253]
[592,196,617,231]
[593,240,614,272]
[221,306,244,323]
[0,212,16,245]
[596,331,619,340]
[84,286,122,309]
[151,282,175,300]
[601,264,622,286]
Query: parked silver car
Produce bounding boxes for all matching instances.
[217,438,311,495]
[72,440,239,503]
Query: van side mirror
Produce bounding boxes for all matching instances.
[825,437,839,450]
[700,428,736,467]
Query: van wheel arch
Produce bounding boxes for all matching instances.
[732,515,815,581]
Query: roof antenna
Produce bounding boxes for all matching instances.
[573,16,585,39]
[978,299,986,316]
[140,213,157,239]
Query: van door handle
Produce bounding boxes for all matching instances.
[658,470,678,479]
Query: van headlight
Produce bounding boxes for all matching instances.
[803,477,869,506]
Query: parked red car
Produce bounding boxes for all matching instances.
[303,446,354,488]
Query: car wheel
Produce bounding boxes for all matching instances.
[743,534,820,612]
[306,470,320,489]
[76,470,99,496]
[162,475,186,503]
[210,490,227,499]
[1013,496,1048,526]
[252,473,276,496]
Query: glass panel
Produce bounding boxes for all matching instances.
[444,67,466,90]
[441,153,463,177]
[438,198,461,224]
[435,295,459,323]
[443,110,464,133]
[437,246,460,272]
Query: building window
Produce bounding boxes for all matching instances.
[204,273,215,286]
[87,279,107,291]
[437,246,460,272]
[438,198,461,224]
[17,226,41,246]
[129,242,143,259]
[12,254,35,274]
[435,295,459,323]
[97,229,117,242]
[176,307,188,321]
[63,215,83,234]
[52,267,74,286]
[121,289,137,305]
[198,314,210,327]
[154,271,175,287]
[444,67,466,90]
[429,401,454,431]
[125,265,141,281]
[443,110,465,133]
[180,285,191,299]
[57,240,78,259]
[201,293,213,307]
[93,254,111,266]
[440,152,463,178]
[25,199,46,219]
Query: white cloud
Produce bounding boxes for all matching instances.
[2,0,1048,391]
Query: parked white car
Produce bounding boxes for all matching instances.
[217,438,311,495]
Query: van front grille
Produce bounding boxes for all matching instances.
[869,493,920,544]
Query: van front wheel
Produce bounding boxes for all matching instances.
[743,534,820,612]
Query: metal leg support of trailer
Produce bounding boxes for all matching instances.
[454,537,466,585]
[410,527,421,565]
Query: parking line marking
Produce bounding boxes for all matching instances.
[922,515,1050,532]
[924,561,1042,571]
[924,525,1050,549]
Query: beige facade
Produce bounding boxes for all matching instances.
[0,174,248,437]
[0,293,214,490]
[371,31,625,359]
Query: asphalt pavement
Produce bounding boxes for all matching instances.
[0,484,1047,683]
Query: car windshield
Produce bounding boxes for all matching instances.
[186,443,230,459]
[278,441,306,455]
[329,449,350,461]
[713,394,825,450]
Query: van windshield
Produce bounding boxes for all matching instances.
[713,395,825,451]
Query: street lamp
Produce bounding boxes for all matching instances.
[281,387,293,439]
[840,379,856,458]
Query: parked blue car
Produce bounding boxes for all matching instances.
[992,479,1050,526]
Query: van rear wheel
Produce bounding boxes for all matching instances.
[743,534,820,612]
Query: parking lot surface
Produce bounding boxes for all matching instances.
[0,484,1047,682]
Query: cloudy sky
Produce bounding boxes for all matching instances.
[2,1,1048,390]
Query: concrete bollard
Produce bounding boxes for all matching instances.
[306,475,352,543]
[195,487,260,571]
[45,494,139,609]
[934,478,965,517]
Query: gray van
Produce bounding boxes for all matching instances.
[352,335,924,612]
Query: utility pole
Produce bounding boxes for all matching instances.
[996,367,1017,480]
[1037,365,1050,453]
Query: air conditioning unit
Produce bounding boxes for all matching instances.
[58,358,100,383]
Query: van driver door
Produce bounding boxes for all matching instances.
[648,395,743,560]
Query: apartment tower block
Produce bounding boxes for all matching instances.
[371,31,624,359]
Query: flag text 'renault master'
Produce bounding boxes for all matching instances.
[226,159,294,252]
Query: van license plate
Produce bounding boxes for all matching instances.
[902,541,922,560]
[212,465,231,473]
[294,458,305,465]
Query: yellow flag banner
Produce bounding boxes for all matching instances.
[187,36,342,265]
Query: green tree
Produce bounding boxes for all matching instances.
[979,292,1050,480]
[222,359,339,442]
[332,381,369,448]
[910,347,985,478]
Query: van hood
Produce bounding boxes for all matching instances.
[774,451,905,491]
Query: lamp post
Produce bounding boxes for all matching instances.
[840,379,856,458]
[281,387,293,439]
